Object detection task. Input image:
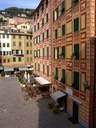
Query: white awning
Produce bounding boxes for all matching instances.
[0,66,3,70]
[50,91,66,102]
[69,96,82,105]
[4,67,14,71]
[19,67,28,71]
[34,76,51,85]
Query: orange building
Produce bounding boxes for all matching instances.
[32,0,52,88]
[32,0,96,127]
[52,0,96,128]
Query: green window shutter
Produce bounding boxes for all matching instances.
[62,24,65,36]
[62,46,65,58]
[74,18,79,32]
[56,67,58,78]
[73,72,79,90]
[16,50,18,54]
[74,44,79,59]
[47,47,49,58]
[54,48,55,59]
[57,47,59,59]
[53,11,54,22]
[55,29,58,39]
[62,1,65,14]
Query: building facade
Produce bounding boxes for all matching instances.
[52,0,96,128]
[0,29,33,72]
[32,0,96,127]
[32,0,52,84]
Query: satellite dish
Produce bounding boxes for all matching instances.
[83,80,88,88]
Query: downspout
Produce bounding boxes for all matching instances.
[93,0,96,127]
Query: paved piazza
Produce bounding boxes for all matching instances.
[0,77,83,128]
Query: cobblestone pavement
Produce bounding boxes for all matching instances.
[0,77,83,128]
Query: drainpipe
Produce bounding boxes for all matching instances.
[93,1,96,127]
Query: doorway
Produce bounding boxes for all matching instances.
[73,102,78,123]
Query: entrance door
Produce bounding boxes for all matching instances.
[73,102,78,122]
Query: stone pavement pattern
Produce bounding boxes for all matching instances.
[0,77,83,128]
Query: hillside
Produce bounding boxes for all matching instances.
[0,7,35,18]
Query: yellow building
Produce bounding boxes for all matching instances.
[0,29,33,72]
[17,21,32,33]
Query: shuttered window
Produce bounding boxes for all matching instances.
[72,71,79,90]
[60,69,65,83]
[74,18,79,32]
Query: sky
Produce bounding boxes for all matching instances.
[0,0,41,10]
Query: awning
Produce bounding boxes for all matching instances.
[19,67,28,71]
[0,66,4,70]
[69,96,82,105]
[50,91,66,102]
[34,76,51,85]
[4,67,14,71]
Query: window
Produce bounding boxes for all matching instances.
[3,43,5,47]
[7,35,9,38]
[3,35,5,38]
[46,0,48,6]
[54,7,58,21]
[3,59,6,62]
[38,64,40,72]
[61,1,65,14]
[19,42,21,46]
[55,29,58,39]
[59,46,65,59]
[19,35,21,39]
[47,66,49,76]
[3,51,5,56]
[37,10,39,17]
[37,23,39,29]
[54,47,59,59]
[54,67,58,80]
[7,43,9,47]
[46,13,48,23]
[8,59,10,62]
[35,63,36,70]
[42,4,44,12]
[42,32,44,41]
[71,44,79,59]
[18,57,21,62]
[46,29,49,39]
[72,71,79,90]
[30,50,32,54]
[34,25,36,32]
[43,65,45,74]
[60,69,65,83]
[26,50,29,54]
[13,42,16,46]
[73,0,79,5]
[13,57,16,62]
[13,35,15,39]
[47,47,49,58]
[42,18,44,27]
[43,48,44,59]
[26,42,28,46]
[62,24,65,36]
[74,17,79,32]
[30,42,32,46]
[26,36,29,39]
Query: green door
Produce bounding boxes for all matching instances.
[73,102,78,122]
